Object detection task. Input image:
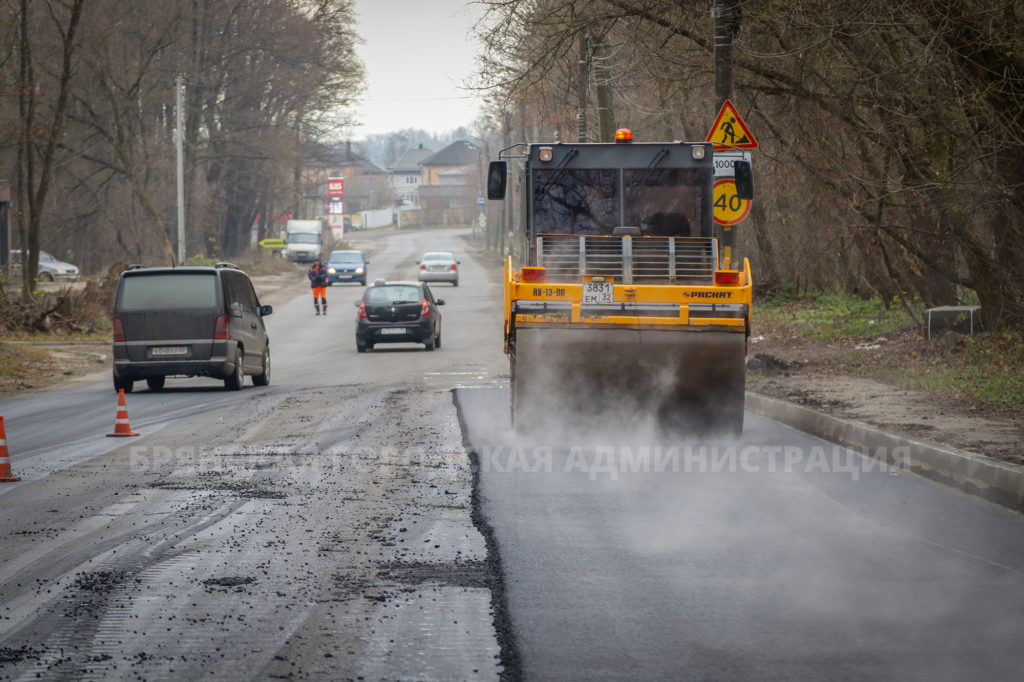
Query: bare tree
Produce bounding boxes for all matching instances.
[1,0,366,271]
[12,0,85,296]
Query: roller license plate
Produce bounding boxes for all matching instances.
[582,282,614,304]
[151,346,187,356]
[380,328,406,335]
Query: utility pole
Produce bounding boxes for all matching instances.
[713,0,740,269]
[175,74,185,265]
[713,0,740,112]
[592,35,616,142]
[576,33,590,142]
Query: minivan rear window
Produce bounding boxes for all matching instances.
[120,273,218,310]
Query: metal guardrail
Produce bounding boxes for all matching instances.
[537,235,717,284]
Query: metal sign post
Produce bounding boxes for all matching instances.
[0,181,9,279]
[175,75,185,265]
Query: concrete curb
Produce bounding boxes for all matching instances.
[746,392,1024,514]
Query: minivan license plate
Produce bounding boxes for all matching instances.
[151,346,187,356]
[380,328,406,335]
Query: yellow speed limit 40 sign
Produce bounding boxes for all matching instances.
[713,178,751,226]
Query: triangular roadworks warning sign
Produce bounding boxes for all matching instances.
[706,100,758,150]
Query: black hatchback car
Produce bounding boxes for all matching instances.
[355,281,443,352]
[112,263,272,391]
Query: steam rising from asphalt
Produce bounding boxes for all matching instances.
[512,327,745,446]
[466,331,1024,680]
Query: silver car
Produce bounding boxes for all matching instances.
[10,249,80,281]
[417,251,460,286]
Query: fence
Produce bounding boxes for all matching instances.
[397,207,475,229]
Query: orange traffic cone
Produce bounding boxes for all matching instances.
[106,389,140,437]
[0,416,21,482]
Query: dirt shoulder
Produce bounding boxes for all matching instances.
[747,325,1024,467]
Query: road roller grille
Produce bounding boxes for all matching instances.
[536,234,717,285]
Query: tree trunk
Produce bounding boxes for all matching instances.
[17,0,86,298]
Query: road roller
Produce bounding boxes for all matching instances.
[487,129,754,438]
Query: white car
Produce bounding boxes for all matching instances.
[10,250,80,281]
[417,252,460,286]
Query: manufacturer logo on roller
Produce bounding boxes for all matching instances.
[685,291,732,299]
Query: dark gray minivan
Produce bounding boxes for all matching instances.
[112,263,272,392]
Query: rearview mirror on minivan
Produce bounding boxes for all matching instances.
[487,161,507,200]
[260,305,273,316]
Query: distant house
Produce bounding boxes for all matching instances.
[420,140,480,185]
[419,140,481,209]
[388,144,434,205]
[299,142,392,217]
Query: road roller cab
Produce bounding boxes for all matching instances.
[488,131,753,438]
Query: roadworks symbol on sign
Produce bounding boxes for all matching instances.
[706,99,758,150]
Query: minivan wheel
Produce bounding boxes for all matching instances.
[225,348,244,390]
[146,376,165,391]
[252,348,271,386]
[113,374,134,393]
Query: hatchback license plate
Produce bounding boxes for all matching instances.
[380,328,406,335]
[151,346,187,356]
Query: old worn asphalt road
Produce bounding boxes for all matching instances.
[4,225,1024,681]
[0,227,510,680]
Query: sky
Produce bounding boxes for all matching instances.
[351,0,487,139]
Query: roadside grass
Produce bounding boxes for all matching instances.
[754,290,1024,415]
[897,332,1024,411]
[755,289,920,341]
